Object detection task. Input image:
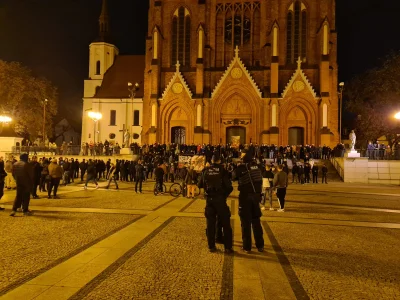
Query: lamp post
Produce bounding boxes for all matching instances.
[338,82,345,144]
[128,82,140,143]
[43,99,48,143]
[88,111,102,158]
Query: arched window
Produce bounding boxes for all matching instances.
[286,1,307,64]
[96,60,101,75]
[171,7,191,66]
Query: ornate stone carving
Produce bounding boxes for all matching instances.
[172,83,183,94]
[231,67,243,79]
[293,80,305,92]
[223,119,250,125]
[221,96,251,114]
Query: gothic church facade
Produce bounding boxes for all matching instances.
[143,0,339,147]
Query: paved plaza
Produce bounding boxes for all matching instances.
[0,180,399,300]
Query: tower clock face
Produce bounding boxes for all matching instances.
[225,16,251,45]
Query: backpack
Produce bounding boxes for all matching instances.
[205,166,222,191]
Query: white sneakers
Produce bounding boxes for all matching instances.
[269,207,275,211]
[277,208,285,212]
[261,206,276,211]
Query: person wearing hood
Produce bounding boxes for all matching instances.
[10,154,33,216]
[235,146,264,253]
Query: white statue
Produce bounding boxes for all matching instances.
[124,130,130,148]
[349,130,356,151]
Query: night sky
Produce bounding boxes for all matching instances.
[0,0,399,125]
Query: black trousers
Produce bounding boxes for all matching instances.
[107,176,119,189]
[277,188,286,209]
[205,196,232,250]
[32,183,39,197]
[80,169,86,181]
[322,173,328,183]
[49,178,61,197]
[312,174,318,183]
[0,181,4,199]
[238,193,264,251]
[12,186,30,212]
[135,179,143,192]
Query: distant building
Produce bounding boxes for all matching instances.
[54,118,81,146]
[82,0,339,147]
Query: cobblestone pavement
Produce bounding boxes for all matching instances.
[0,181,400,300]
[74,217,227,300]
[25,190,173,211]
[0,212,139,294]
[266,222,400,300]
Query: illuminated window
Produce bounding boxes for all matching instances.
[172,7,191,66]
[287,1,307,64]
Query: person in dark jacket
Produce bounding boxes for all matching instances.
[84,160,98,189]
[105,163,119,189]
[10,154,33,216]
[312,164,319,183]
[30,156,41,198]
[321,164,328,184]
[79,159,87,181]
[135,160,144,193]
[291,163,299,183]
[0,157,7,210]
[40,159,50,192]
[235,147,264,253]
[154,163,165,195]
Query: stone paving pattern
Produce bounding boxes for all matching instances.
[0,212,139,294]
[24,190,173,211]
[80,217,226,300]
[268,222,400,300]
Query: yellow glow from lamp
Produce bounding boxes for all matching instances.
[0,116,12,123]
[395,112,400,120]
[88,111,102,121]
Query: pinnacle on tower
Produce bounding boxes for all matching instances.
[95,0,112,43]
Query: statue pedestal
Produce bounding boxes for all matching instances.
[345,150,361,158]
[120,148,131,155]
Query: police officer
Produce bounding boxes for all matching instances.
[235,147,264,253]
[198,152,233,253]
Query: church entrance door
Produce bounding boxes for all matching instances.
[171,126,186,144]
[226,126,246,146]
[288,127,304,146]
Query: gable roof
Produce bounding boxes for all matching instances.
[95,55,145,98]
[281,57,317,98]
[212,46,262,98]
[161,61,193,99]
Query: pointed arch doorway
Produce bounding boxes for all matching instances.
[288,127,304,146]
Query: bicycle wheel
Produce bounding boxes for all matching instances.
[170,183,182,197]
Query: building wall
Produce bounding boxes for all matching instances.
[142,0,339,147]
[81,98,143,146]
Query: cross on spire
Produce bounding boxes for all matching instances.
[297,56,302,70]
[234,45,240,58]
[175,61,180,71]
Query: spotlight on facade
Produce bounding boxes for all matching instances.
[395,112,400,120]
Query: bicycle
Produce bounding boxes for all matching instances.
[169,182,201,197]
[153,182,167,195]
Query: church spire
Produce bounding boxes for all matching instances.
[96,0,112,43]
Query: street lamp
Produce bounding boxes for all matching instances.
[0,116,12,124]
[128,82,140,143]
[43,99,48,143]
[395,112,400,120]
[88,111,102,157]
[338,82,345,144]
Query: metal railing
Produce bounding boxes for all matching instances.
[10,146,121,156]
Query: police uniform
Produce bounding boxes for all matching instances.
[198,154,233,253]
[235,148,264,252]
